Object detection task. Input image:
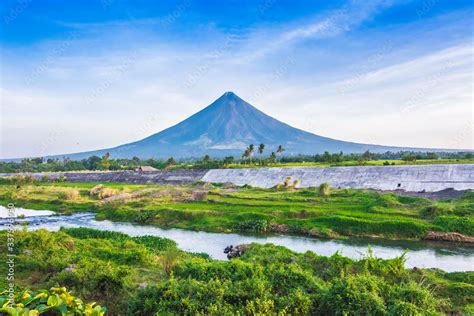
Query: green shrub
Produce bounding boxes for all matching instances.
[422,204,453,218]
[134,210,158,223]
[387,282,443,315]
[434,216,474,235]
[376,193,402,207]
[318,274,387,315]
[237,219,269,232]
[52,258,130,303]
[62,227,176,252]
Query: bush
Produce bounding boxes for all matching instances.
[62,227,176,252]
[160,248,180,276]
[13,175,36,185]
[376,194,402,207]
[318,274,386,315]
[422,204,453,218]
[53,258,130,304]
[293,179,300,189]
[319,183,331,196]
[134,210,158,224]
[59,188,80,200]
[98,188,119,200]
[58,174,66,182]
[434,216,474,236]
[387,282,442,315]
[237,219,269,232]
[191,190,208,201]
[89,184,104,196]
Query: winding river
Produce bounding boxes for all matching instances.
[1,206,472,272]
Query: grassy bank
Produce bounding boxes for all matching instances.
[0,228,472,314]
[0,181,472,241]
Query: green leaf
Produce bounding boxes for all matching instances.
[36,304,49,312]
[57,303,68,314]
[47,295,59,306]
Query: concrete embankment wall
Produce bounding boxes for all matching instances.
[3,170,208,185]
[2,164,473,192]
[202,164,474,192]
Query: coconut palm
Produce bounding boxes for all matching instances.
[258,144,265,165]
[269,152,277,164]
[276,145,285,163]
[248,144,255,164]
[242,149,250,164]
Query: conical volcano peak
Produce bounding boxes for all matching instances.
[223,91,237,98]
[55,91,434,160]
[217,91,244,103]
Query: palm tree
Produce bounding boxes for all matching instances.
[258,144,265,165]
[242,149,250,164]
[269,152,276,164]
[276,145,285,163]
[248,144,255,164]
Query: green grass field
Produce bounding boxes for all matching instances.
[1,180,472,241]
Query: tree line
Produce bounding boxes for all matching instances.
[0,148,472,173]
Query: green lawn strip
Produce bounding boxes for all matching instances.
[0,183,472,240]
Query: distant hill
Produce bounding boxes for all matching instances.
[43,92,459,160]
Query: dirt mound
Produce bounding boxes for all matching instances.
[424,231,474,243]
[380,188,470,200]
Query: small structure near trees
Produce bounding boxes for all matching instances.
[135,166,158,172]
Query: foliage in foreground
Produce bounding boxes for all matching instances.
[0,229,472,315]
[0,287,106,315]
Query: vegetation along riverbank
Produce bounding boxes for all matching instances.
[0,178,472,242]
[0,228,473,314]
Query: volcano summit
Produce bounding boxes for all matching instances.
[57,92,443,159]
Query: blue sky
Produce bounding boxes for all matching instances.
[1,0,473,158]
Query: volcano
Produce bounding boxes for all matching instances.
[57,92,442,159]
